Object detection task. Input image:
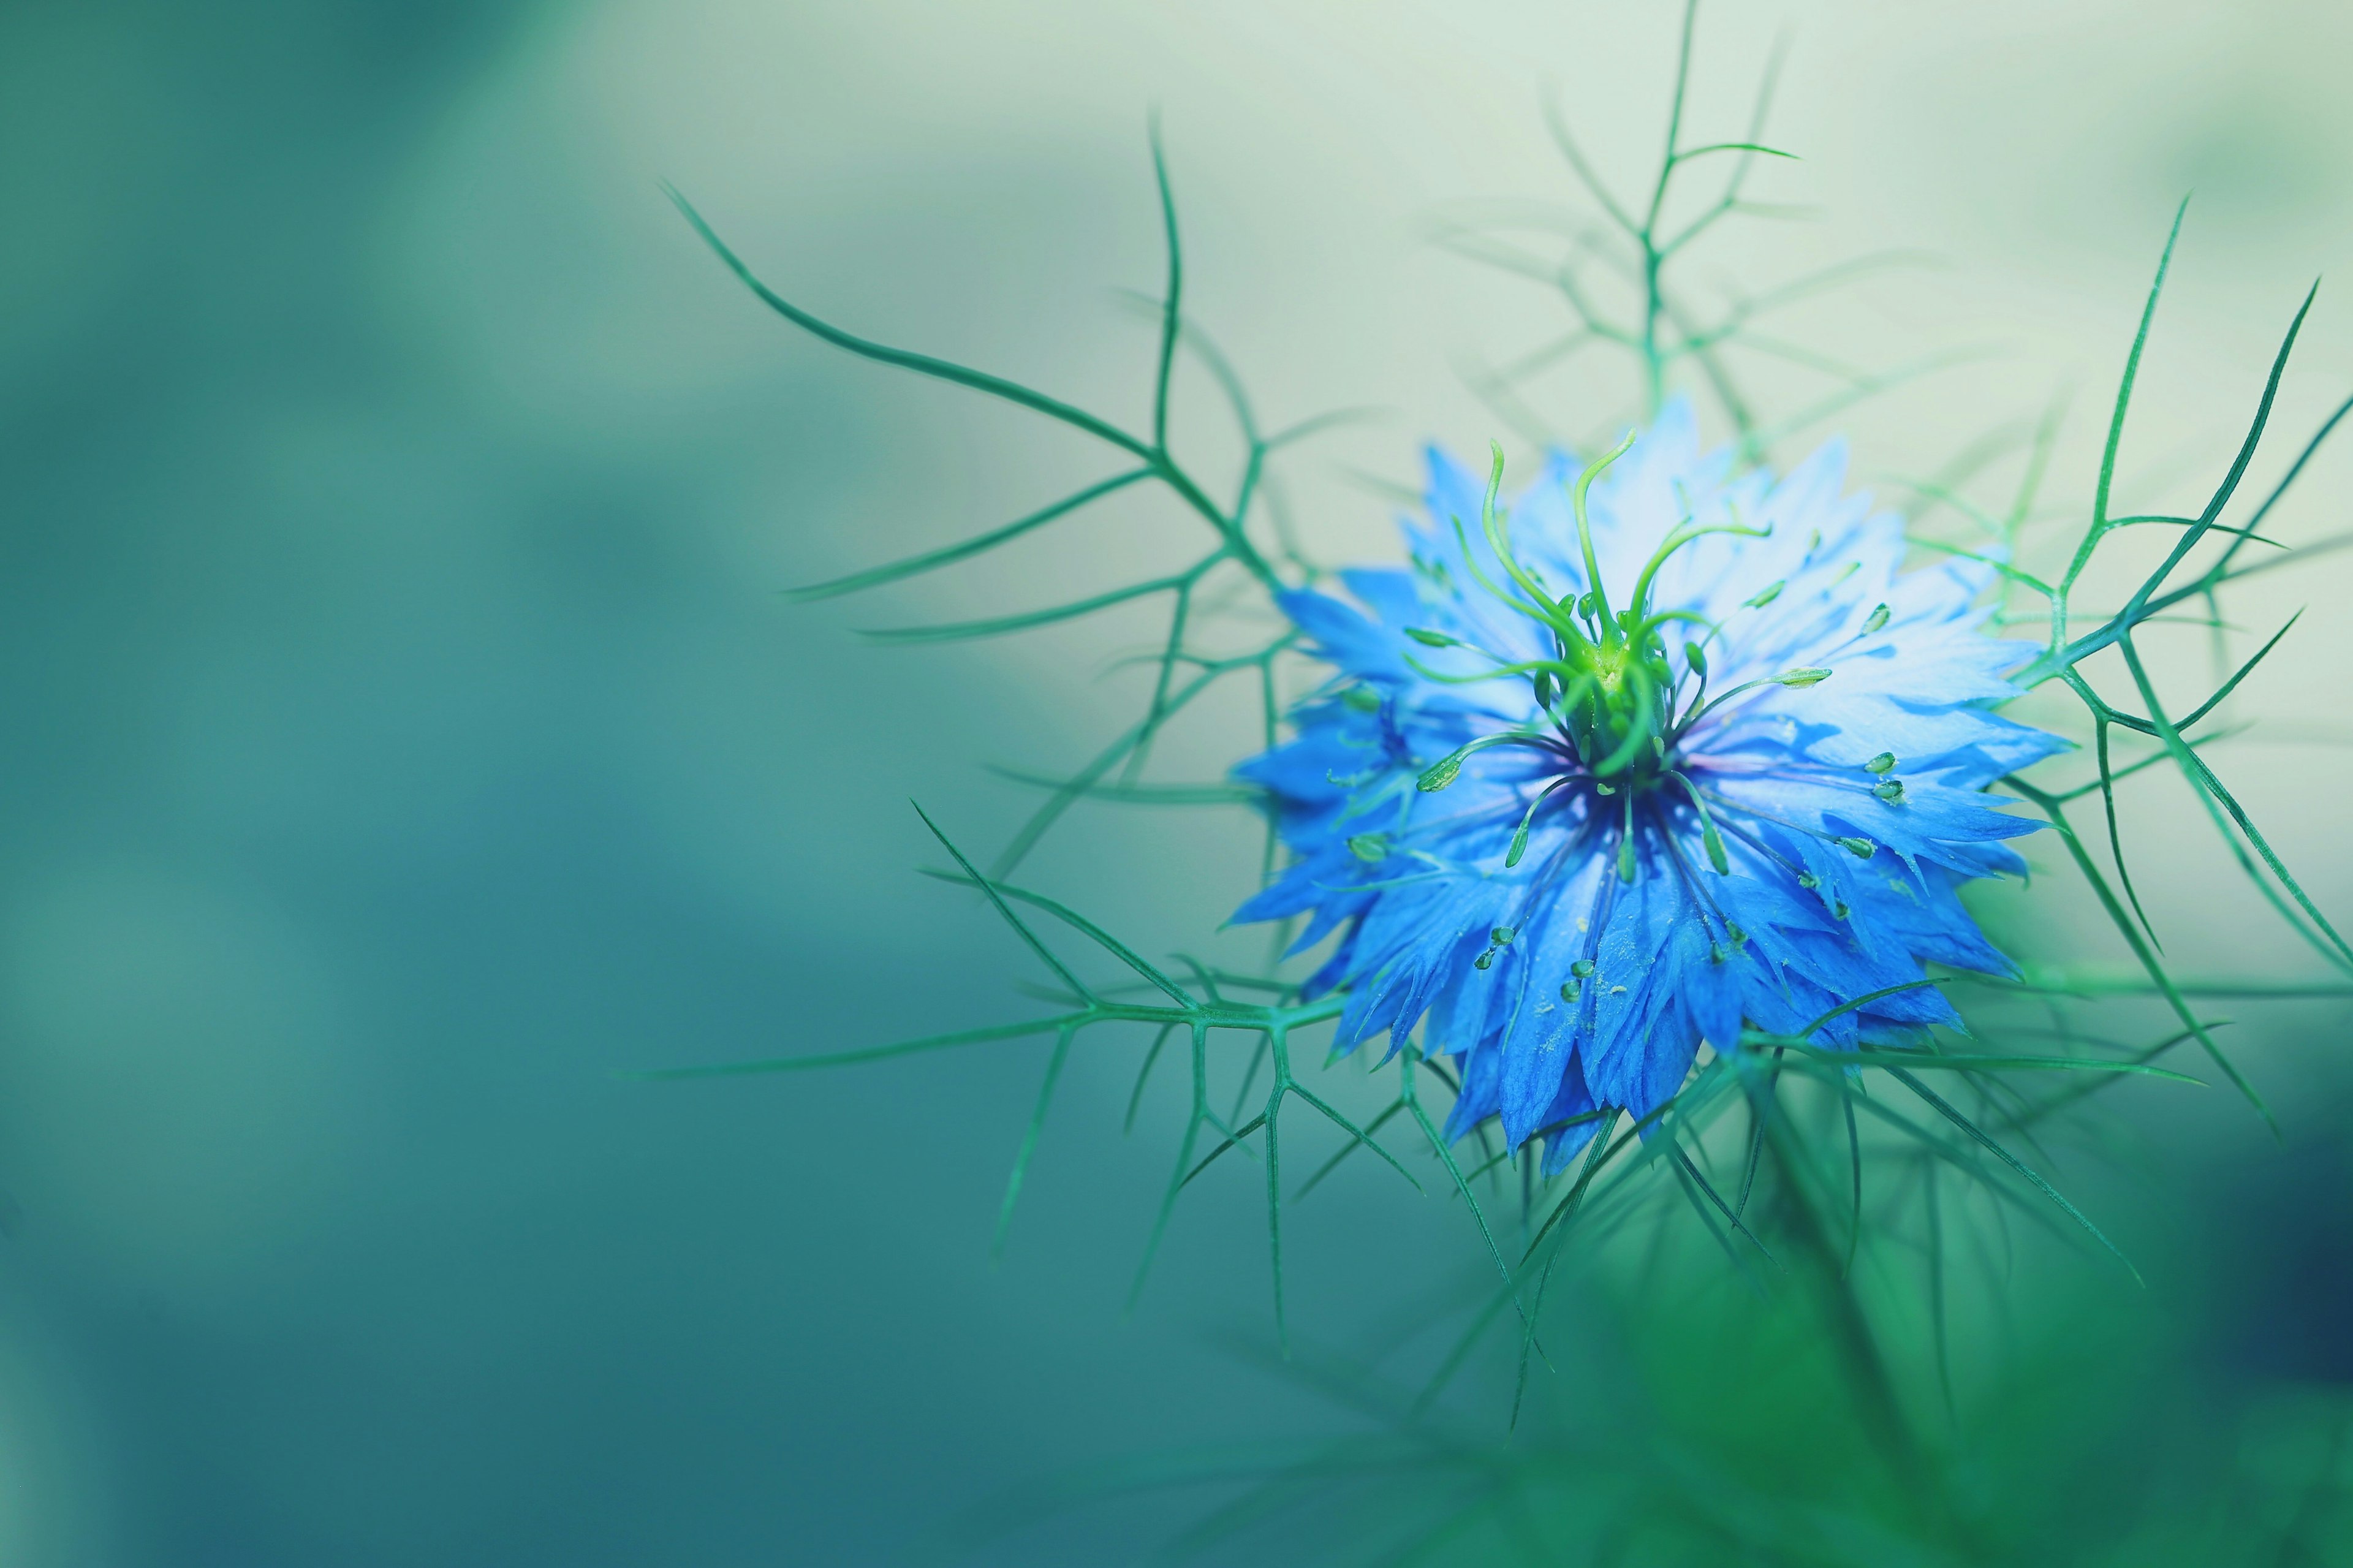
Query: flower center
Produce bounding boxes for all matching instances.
[1406,437,1791,882]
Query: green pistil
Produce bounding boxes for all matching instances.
[1479,442,1575,629]
[1569,431,1639,645]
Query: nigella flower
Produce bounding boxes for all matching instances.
[1232,404,2066,1173]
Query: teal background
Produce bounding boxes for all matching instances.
[4,1,2352,1561]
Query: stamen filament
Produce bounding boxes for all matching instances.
[1667,768,1732,873]
[1506,776,1581,868]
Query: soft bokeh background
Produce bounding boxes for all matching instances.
[4,0,2352,1561]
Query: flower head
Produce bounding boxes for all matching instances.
[1233,404,2065,1172]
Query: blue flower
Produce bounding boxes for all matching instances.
[1232,404,2066,1173]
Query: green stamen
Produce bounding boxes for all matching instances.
[1417,731,1549,792]
[1668,769,1730,874]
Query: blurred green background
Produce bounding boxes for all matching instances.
[4,0,2352,1561]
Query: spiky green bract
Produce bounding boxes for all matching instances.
[1897,203,2353,1124]
[667,132,1359,881]
[1233,404,2063,1173]
[1430,0,1973,471]
[642,805,1435,1354]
